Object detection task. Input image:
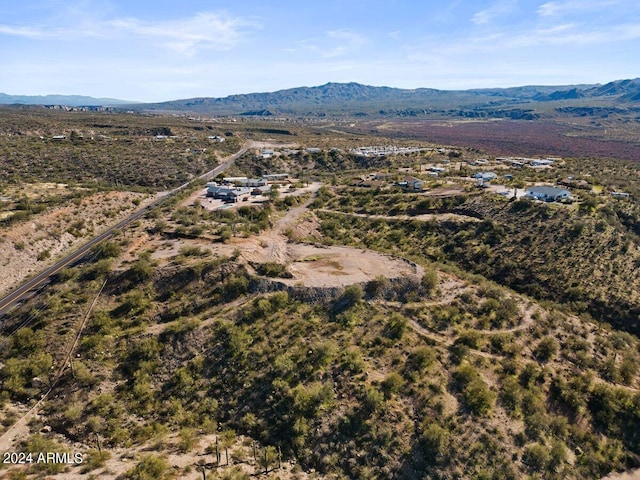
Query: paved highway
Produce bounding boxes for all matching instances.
[0,144,249,316]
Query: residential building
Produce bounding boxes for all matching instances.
[473,172,498,181]
[525,186,570,202]
[399,176,424,191]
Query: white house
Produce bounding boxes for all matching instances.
[525,186,570,202]
[530,159,554,167]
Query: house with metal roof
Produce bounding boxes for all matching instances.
[473,172,498,181]
[525,186,570,202]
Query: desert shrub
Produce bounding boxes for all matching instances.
[10,327,45,356]
[620,356,639,385]
[385,313,408,339]
[365,275,390,298]
[499,375,523,417]
[405,346,436,374]
[222,274,250,299]
[95,241,122,259]
[81,449,111,473]
[534,336,559,362]
[421,421,449,462]
[455,329,481,349]
[342,284,363,306]
[523,443,550,471]
[20,435,67,475]
[122,454,172,480]
[125,253,155,285]
[36,249,51,261]
[80,258,113,281]
[1,353,53,398]
[453,363,495,415]
[421,269,438,294]
[381,372,405,397]
[256,262,289,278]
[462,379,496,416]
[178,428,198,453]
[363,386,385,413]
[341,347,365,374]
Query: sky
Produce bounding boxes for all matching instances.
[1,0,639,102]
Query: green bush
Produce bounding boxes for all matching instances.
[523,443,550,471]
[123,454,172,480]
[534,337,559,362]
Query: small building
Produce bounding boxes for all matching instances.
[206,183,251,202]
[305,148,322,154]
[525,186,570,202]
[473,172,498,181]
[611,191,630,198]
[530,159,555,167]
[223,176,248,184]
[261,149,274,158]
[374,172,394,180]
[252,186,272,195]
[399,176,424,191]
[558,178,590,190]
[225,187,252,202]
[239,178,268,187]
[262,173,289,181]
[360,180,385,188]
[51,135,66,140]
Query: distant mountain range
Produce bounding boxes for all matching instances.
[135,78,640,119]
[0,93,135,107]
[3,78,640,119]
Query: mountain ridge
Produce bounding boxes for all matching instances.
[3,78,640,119]
[0,93,137,107]
[132,78,640,118]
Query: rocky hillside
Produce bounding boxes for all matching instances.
[1,194,640,479]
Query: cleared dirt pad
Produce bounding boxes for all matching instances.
[282,244,422,287]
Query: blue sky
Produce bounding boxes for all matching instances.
[1,0,639,102]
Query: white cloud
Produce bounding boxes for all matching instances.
[0,11,255,55]
[508,22,640,47]
[298,30,369,59]
[108,12,254,55]
[0,24,49,38]
[323,30,368,58]
[537,0,628,17]
[472,0,516,25]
